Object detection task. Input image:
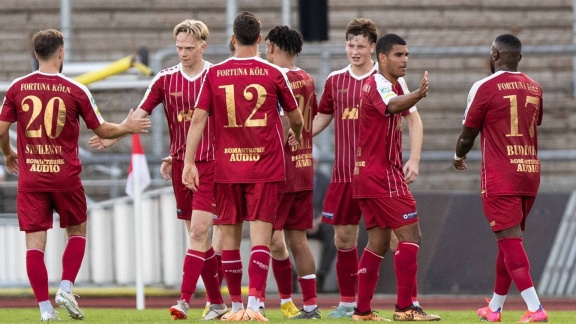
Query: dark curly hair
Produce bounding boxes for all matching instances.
[265,25,304,57]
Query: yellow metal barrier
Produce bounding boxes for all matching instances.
[73,55,152,86]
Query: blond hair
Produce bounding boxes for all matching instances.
[173,19,209,42]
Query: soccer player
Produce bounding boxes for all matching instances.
[313,20,426,317]
[0,29,151,321]
[182,11,303,322]
[454,34,548,323]
[352,33,439,322]
[264,25,321,319]
[88,19,227,320]
[311,18,378,318]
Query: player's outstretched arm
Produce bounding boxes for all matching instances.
[312,113,333,137]
[88,136,118,150]
[92,109,151,139]
[89,108,150,149]
[0,120,18,175]
[388,71,429,114]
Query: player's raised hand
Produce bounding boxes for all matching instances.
[419,71,429,98]
[125,109,152,134]
[88,135,118,150]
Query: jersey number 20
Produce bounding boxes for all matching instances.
[22,95,66,139]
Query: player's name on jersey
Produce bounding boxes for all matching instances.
[506,145,536,156]
[25,144,62,155]
[289,139,312,151]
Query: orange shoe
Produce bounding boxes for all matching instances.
[221,309,248,321]
[351,308,391,321]
[393,305,441,321]
[519,306,548,323]
[245,308,269,322]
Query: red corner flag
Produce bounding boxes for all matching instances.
[125,134,151,198]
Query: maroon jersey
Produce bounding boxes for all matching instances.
[353,74,415,198]
[0,71,104,192]
[281,68,318,192]
[139,62,214,162]
[195,57,299,183]
[318,63,377,183]
[463,70,543,196]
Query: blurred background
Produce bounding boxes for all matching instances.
[0,0,575,298]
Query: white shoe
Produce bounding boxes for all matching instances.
[201,304,228,320]
[40,310,60,321]
[55,289,84,320]
[169,299,189,320]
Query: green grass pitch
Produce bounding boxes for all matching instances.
[0,308,573,323]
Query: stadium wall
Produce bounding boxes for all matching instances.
[1,190,575,297]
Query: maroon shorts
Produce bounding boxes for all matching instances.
[357,194,418,230]
[172,159,216,220]
[214,182,280,225]
[482,195,536,232]
[17,187,87,232]
[273,190,313,231]
[321,182,361,225]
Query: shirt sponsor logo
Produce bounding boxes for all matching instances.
[177,110,193,122]
[224,147,265,162]
[342,107,358,119]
